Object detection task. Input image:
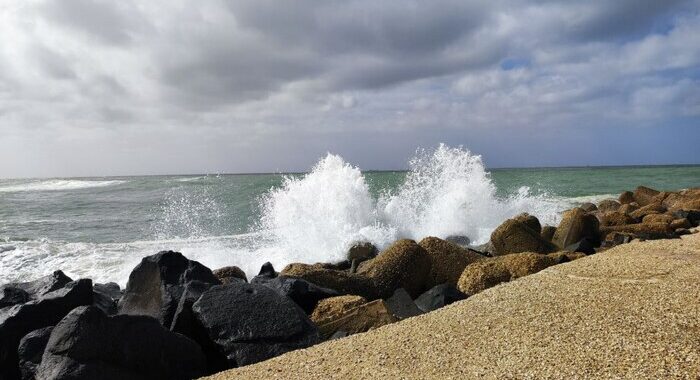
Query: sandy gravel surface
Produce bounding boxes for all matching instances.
[205,232,700,379]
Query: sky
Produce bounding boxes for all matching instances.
[0,0,699,178]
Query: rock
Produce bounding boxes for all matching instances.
[414,284,467,313]
[316,299,397,340]
[663,192,700,211]
[670,218,692,229]
[2,271,73,300]
[490,218,557,256]
[0,279,93,380]
[672,210,700,226]
[92,290,118,316]
[444,235,471,246]
[281,263,377,299]
[603,231,635,246]
[540,226,556,242]
[257,262,278,278]
[599,223,675,240]
[18,326,53,380]
[310,295,368,326]
[94,282,121,302]
[170,280,215,338]
[328,330,348,340]
[347,242,378,262]
[418,237,485,288]
[357,239,432,298]
[513,213,542,234]
[213,266,248,284]
[552,208,600,249]
[599,211,635,227]
[36,306,206,380]
[117,250,220,328]
[385,288,423,319]
[547,251,586,263]
[192,283,320,369]
[457,253,567,296]
[0,286,30,308]
[675,228,692,236]
[618,203,639,215]
[633,186,660,206]
[251,275,339,314]
[642,214,673,225]
[471,241,494,256]
[618,191,635,204]
[628,202,666,220]
[564,237,597,255]
[597,199,621,213]
[579,202,597,212]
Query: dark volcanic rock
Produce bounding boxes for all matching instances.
[2,271,73,301]
[94,282,121,301]
[415,284,467,313]
[18,326,54,380]
[117,250,220,327]
[170,280,214,337]
[251,275,339,314]
[192,283,320,369]
[92,282,122,316]
[257,262,278,279]
[0,286,30,308]
[385,288,423,319]
[0,279,93,380]
[35,306,206,380]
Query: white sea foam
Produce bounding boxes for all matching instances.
[0,179,126,193]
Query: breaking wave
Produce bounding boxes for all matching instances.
[0,179,126,193]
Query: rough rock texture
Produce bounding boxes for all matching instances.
[663,191,700,211]
[36,306,206,380]
[457,252,573,296]
[599,211,635,227]
[281,263,377,300]
[579,202,597,212]
[118,250,220,327]
[191,283,320,369]
[600,223,674,240]
[0,286,30,308]
[670,218,692,229]
[597,199,621,213]
[633,186,661,206]
[169,280,214,337]
[18,326,54,380]
[564,238,597,255]
[444,235,471,246]
[618,203,639,215]
[1,271,73,307]
[316,299,397,340]
[213,266,247,284]
[642,213,673,225]
[418,237,485,288]
[357,239,432,298]
[250,275,339,314]
[204,233,700,380]
[540,226,556,242]
[489,219,557,256]
[552,207,600,248]
[0,279,93,380]
[414,284,467,313]
[513,213,542,234]
[346,242,378,262]
[618,191,635,204]
[384,288,423,320]
[310,295,367,326]
[629,202,666,220]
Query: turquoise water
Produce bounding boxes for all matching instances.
[1,146,698,285]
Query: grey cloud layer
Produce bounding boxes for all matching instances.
[0,0,699,177]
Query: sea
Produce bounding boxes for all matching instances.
[1,145,698,286]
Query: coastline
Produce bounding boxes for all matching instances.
[206,231,700,379]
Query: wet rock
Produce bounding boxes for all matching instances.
[418,237,485,288]
[0,286,30,308]
[36,306,206,380]
[597,199,621,213]
[281,263,378,300]
[251,275,339,314]
[358,239,432,299]
[513,213,542,234]
[552,208,600,249]
[490,218,557,256]
[540,226,556,242]
[18,326,53,380]
[414,284,467,313]
[347,242,378,262]
[385,288,423,319]
[316,299,397,340]
[444,235,471,247]
[0,279,93,380]
[118,250,220,328]
[213,266,248,284]
[310,295,368,325]
[192,283,320,369]
[618,191,635,204]
[633,186,661,206]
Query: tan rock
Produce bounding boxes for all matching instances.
[599,222,673,239]
[513,212,542,234]
[490,218,557,256]
[641,214,673,225]
[633,186,660,206]
[541,225,556,242]
[599,211,635,227]
[418,237,485,288]
[358,239,431,298]
[212,266,247,284]
[310,295,367,326]
[670,218,692,229]
[618,203,639,215]
[618,191,634,204]
[282,263,378,300]
[629,202,666,220]
[552,207,600,248]
[597,199,620,212]
[316,299,397,340]
[662,192,700,211]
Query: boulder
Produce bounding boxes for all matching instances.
[489,219,557,256]
[513,213,542,234]
[347,242,378,262]
[35,306,206,380]
[281,263,377,299]
[250,275,339,314]
[552,208,600,249]
[564,237,597,255]
[599,211,635,227]
[169,280,215,338]
[603,231,635,247]
[670,218,692,230]
[444,235,471,247]
[357,239,432,298]
[257,262,278,278]
[384,288,423,320]
[633,186,660,206]
[547,251,587,263]
[418,237,485,288]
[457,252,571,296]
[642,214,673,225]
[1,271,73,301]
[540,226,556,242]
[579,202,597,212]
[92,282,122,316]
[316,299,397,340]
[663,192,700,211]
[672,210,700,226]
[310,295,367,326]
[93,282,121,302]
[117,250,220,328]
[414,284,467,313]
[18,326,54,380]
[629,203,666,220]
[0,286,30,308]
[213,266,247,284]
[618,191,635,204]
[191,283,320,369]
[597,199,621,213]
[0,279,93,380]
[599,223,674,240]
[618,203,639,215]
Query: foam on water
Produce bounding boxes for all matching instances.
[0,179,126,193]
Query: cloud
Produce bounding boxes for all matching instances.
[0,0,699,177]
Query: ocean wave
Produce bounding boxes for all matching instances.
[0,179,126,193]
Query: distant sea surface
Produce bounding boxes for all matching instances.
[1,146,698,285]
